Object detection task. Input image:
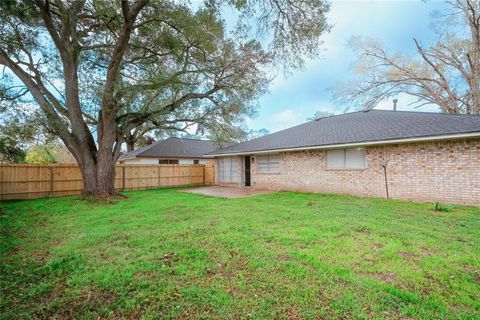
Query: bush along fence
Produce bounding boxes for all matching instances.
[0,163,215,200]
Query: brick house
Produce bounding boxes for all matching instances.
[206,110,480,206]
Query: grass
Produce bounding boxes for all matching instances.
[1,188,479,319]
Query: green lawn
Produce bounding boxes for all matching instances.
[1,189,479,319]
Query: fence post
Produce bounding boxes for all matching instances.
[202,165,206,185]
[189,165,192,186]
[122,166,126,191]
[0,165,3,201]
[49,165,54,197]
[158,164,162,187]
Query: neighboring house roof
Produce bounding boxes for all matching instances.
[208,110,480,156]
[119,137,216,160]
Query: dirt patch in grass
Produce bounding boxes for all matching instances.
[354,226,371,234]
[52,287,117,319]
[361,271,397,284]
[81,193,127,201]
[473,275,480,284]
[158,252,178,267]
[398,251,418,260]
[28,277,117,319]
[278,254,292,261]
[420,246,437,256]
[285,308,303,320]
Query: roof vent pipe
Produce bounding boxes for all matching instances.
[393,99,398,111]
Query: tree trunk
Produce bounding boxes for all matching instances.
[96,157,118,195]
[72,149,118,197]
[126,135,136,152]
[80,161,99,194]
[68,131,119,197]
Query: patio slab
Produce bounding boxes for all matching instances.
[182,186,274,198]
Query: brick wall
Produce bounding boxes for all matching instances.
[249,139,480,206]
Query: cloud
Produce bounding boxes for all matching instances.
[272,109,298,122]
[250,1,449,132]
[268,109,302,132]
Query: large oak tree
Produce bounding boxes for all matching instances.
[0,0,330,195]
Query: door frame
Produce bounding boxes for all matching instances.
[243,155,251,187]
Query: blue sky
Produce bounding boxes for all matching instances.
[248,0,450,133]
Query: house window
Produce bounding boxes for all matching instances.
[326,148,365,169]
[256,154,280,173]
[217,157,239,183]
[159,159,179,164]
[193,160,200,164]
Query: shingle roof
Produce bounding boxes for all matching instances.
[120,137,216,160]
[208,110,480,155]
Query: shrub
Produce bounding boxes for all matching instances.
[434,201,454,212]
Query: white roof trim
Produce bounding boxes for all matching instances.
[209,132,480,157]
[119,155,214,161]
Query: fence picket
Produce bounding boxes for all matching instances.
[0,163,215,200]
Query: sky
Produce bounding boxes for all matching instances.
[248,0,450,133]
[1,0,452,142]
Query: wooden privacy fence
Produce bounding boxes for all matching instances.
[0,163,215,200]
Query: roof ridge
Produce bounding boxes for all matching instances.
[369,109,480,117]
[122,139,161,158]
[168,136,213,142]
[314,109,369,121]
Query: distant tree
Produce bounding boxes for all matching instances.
[246,128,270,140]
[0,137,26,163]
[25,144,58,164]
[0,102,41,162]
[0,0,330,196]
[334,0,480,115]
[0,102,49,146]
[136,135,155,149]
[206,124,248,148]
[307,110,334,121]
[0,102,65,163]
[205,125,270,147]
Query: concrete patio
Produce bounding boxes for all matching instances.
[182,186,274,198]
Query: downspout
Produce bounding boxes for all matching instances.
[381,100,398,199]
[381,146,389,199]
[382,160,389,199]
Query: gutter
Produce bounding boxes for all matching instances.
[208,132,480,157]
[119,155,214,161]
[118,156,136,161]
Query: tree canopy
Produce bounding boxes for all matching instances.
[0,0,330,194]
